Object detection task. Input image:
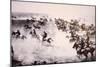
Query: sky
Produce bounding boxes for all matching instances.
[12,1,95,25]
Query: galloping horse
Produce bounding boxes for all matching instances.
[12,30,21,38]
[24,24,32,30]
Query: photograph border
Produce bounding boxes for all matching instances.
[10,0,96,67]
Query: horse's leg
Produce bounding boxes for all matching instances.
[83,51,88,61]
[90,51,94,57]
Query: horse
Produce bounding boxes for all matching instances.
[21,35,27,40]
[42,31,53,47]
[47,38,53,43]
[76,45,95,60]
[12,30,21,38]
[42,31,47,41]
[73,42,79,50]
[76,48,88,59]
[24,25,32,30]
[12,31,16,36]
[38,20,46,26]
[29,29,39,39]
[33,24,40,29]
[88,45,95,56]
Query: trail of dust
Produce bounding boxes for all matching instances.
[51,29,77,57]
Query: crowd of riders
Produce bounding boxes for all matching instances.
[55,18,96,61]
[11,16,96,65]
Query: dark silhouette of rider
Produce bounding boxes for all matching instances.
[42,31,47,41]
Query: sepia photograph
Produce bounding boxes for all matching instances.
[11,1,96,67]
